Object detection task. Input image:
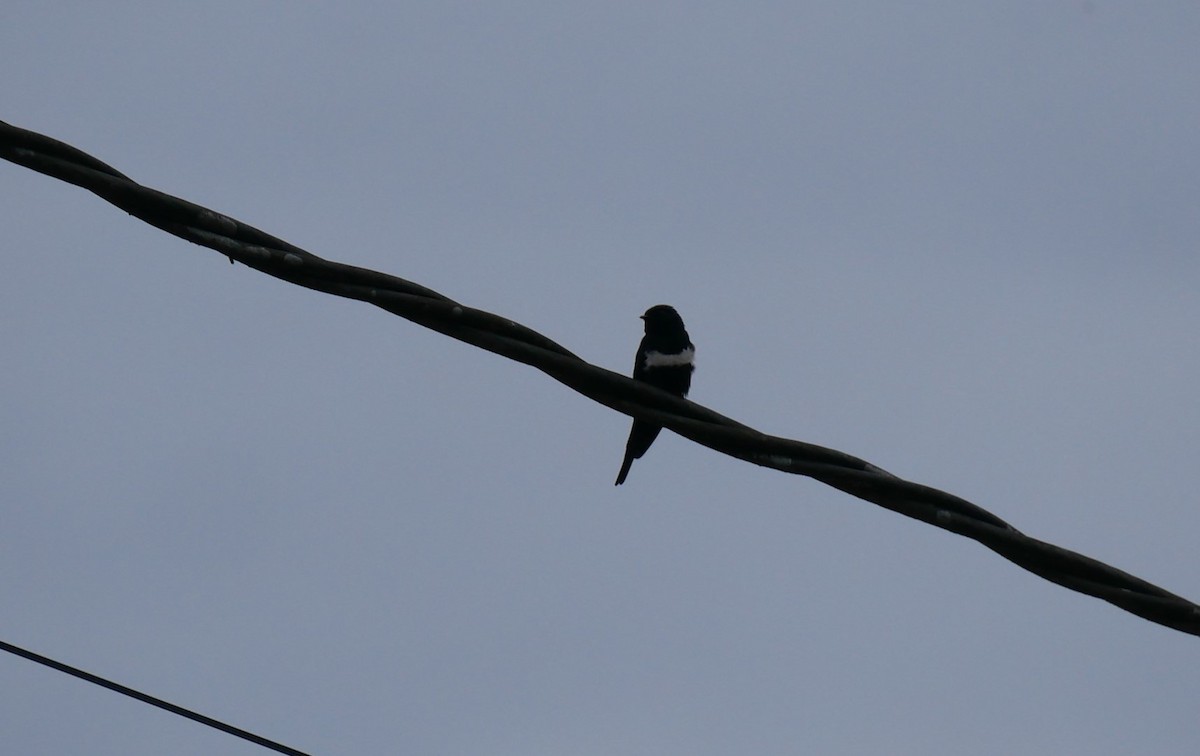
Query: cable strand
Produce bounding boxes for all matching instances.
[0,639,310,756]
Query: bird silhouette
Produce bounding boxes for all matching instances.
[615,305,694,485]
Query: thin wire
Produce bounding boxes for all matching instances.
[2,119,1197,643]
[0,638,310,756]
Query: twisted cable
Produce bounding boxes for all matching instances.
[3,119,1196,637]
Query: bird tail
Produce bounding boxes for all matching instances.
[614,450,635,486]
[614,421,662,486]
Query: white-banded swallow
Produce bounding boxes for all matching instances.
[615,304,694,485]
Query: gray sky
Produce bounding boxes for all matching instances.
[3,3,1198,754]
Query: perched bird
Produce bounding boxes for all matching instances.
[614,304,695,485]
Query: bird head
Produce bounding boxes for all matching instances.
[640,304,684,331]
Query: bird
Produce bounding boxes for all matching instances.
[614,304,695,485]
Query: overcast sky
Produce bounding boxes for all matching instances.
[3,3,1199,754]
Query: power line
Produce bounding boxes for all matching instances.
[2,119,1197,644]
[0,638,310,756]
